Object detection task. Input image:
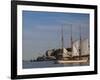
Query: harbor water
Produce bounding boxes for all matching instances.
[23,60,89,69]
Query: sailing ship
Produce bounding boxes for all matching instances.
[56,25,89,64]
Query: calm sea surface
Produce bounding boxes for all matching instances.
[23,61,89,69]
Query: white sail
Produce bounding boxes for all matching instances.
[81,39,89,56]
[72,40,80,56]
[62,48,69,57]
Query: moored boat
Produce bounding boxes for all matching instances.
[56,25,89,64]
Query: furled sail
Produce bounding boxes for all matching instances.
[81,39,89,56]
[72,40,80,56]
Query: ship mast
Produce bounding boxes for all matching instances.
[61,25,64,54]
[70,24,73,57]
[79,25,82,60]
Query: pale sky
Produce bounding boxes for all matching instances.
[22,11,89,60]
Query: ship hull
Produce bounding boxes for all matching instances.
[56,59,88,64]
[55,55,89,64]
